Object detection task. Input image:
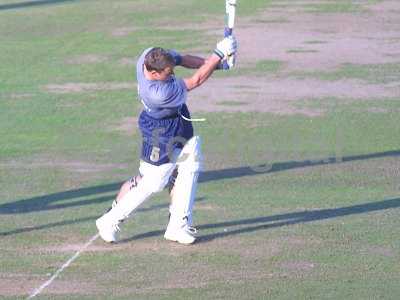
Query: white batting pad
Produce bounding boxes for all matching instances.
[169,136,203,226]
[105,160,176,223]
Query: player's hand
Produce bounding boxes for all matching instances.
[214,35,238,59]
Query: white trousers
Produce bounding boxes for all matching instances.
[104,136,203,226]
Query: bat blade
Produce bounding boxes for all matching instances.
[226,0,236,30]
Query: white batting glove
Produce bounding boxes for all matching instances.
[214,35,238,59]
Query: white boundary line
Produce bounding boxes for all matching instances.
[27,233,99,299]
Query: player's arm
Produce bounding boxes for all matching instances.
[182,54,221,91]
[182,36,237,91]
[168,49,207,69]
[180,55,206,69]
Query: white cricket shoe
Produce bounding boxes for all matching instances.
[164,224,197,245]
[96,215,120,243]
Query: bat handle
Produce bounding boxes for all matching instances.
[224,27,232,38]
[222,28,234,70]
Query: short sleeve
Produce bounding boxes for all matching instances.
[168,49,182,66]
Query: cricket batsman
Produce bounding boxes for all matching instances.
[96,36,238,245]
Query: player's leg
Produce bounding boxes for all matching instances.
[96,161,175,243]
[111,175,142,208]
[165,136,202,244]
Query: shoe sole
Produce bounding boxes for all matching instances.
[96,219,117,243]
[164,234,196,245]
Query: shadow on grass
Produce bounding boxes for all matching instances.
[0,197,206,236]
[1,149,399,215]
[199,149,400,183]
[119,197,400,244]
[0,0,76,11]
[0,216,96,237]
[0,183,121,214]
[197,197,400,243]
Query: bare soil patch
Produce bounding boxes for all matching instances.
[119,57,137,66]
[0,274,98,297]
[189,77,394,116]
[195,202,222,211]
[110,117,138,135]
[362,245,396,258]
[66,54,107,65]
[0,277,41,297]
[111,26,136,37]
[235,1,400,71]
[188,0,400,116]
[46,239,164,254]
[43,279,101,296]
[8,93,33,100]
[45,82,135,94]
[0,156,129,174]
[281,261,316,272]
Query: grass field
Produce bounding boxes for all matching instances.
[1,0,400,299]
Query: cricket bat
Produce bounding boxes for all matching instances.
[222,0,237,70]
